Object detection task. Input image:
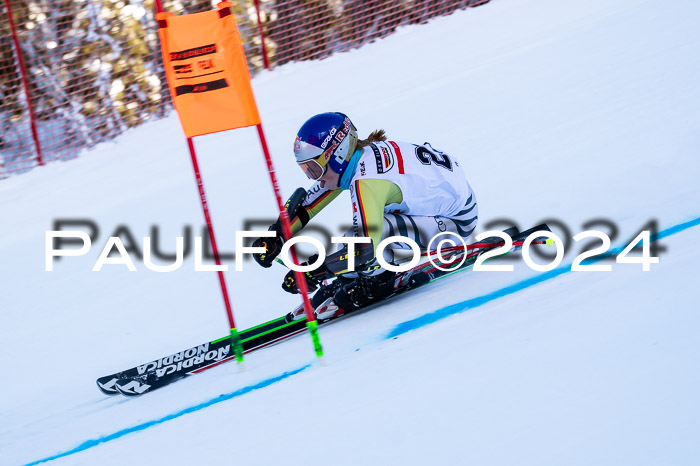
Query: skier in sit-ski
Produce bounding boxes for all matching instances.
[252,112,478,318]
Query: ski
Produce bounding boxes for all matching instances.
[102,224,551,396]
[96,316,303,395]
[112,319,309,396]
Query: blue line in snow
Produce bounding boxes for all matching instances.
[385,216,700,339]
[25,364,311,466]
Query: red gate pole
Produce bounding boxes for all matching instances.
[187,137,244,362]
[4,0,44,166]
[256,124,324,358]
[252,0,270,70]
[155,0,243,363]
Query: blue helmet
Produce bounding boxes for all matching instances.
[293,112,358,180]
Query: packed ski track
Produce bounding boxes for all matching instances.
[2,0,699,464]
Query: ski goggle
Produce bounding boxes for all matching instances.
[298,153,329,180]
[294,126,352,180]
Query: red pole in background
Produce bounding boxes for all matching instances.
[252,0,270,70]
[256,124,324,357]
[4,0,44,166]
[155,0,244,362]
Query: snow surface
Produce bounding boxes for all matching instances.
[1,0,700,464]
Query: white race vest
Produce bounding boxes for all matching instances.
[351,141,474,217]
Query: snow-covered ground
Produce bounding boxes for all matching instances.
[1,0,699,464]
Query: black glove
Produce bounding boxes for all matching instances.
[253,187,308,268]
[252,225,283,268]
[281,255,334,294]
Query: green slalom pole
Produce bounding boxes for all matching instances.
[230,328,244,363]
[306,320,323,358]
